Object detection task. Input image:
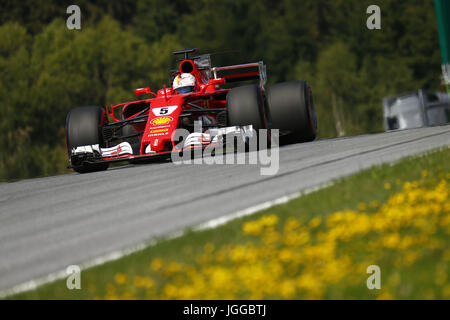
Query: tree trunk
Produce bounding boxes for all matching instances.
[331,92,345,137]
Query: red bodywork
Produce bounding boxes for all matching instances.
[96,56,266,163]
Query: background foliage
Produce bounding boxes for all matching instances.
[0,0,442,181]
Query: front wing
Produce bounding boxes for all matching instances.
[69,125,254,168]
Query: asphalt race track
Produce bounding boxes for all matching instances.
[0,125,449,292]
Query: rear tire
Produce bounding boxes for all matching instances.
[267,81,317,144]
[66,106,109,173]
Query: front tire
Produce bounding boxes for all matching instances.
[267,81,317,144]
[66,106,109,173]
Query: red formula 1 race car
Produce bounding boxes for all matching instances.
[65,48,317,173]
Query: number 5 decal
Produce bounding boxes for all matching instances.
[152,106,178,116]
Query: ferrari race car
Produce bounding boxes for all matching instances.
[65,48,317,173]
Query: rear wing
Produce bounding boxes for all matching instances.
[211,62,267,86]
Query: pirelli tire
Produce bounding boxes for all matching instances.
[226,84,271,150]
[267,80,317,144]
[66,106,109,173]
[226,84,267,130]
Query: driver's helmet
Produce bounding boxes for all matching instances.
[173,73,196,94]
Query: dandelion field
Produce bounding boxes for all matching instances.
[12,147,450,299]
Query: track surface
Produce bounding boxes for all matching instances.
[0,126,449,291]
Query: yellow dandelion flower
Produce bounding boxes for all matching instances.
[114,273,128,285]
[399,235,414,249]
[309,217,322,228]
[165,262,182,275]
[259,214,279,227]
[134,276,155,289]
[229,245,247,262]
[377,290,395,300]
[163,284,179,299]
[243,221,262,235]
[284,217,301,232]
[382,233,400,248]
[278,248,293,263]
[262,230,280,246]
[403,251,419,266]
[210,267,232,289]
[150,258,163,272]
[279,280,296,299]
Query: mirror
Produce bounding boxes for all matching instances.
[135,88,151,95]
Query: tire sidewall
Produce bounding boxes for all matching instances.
[66,106,109,173]
[267,81,317,143]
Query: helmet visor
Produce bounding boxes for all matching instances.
[176,86,195,94]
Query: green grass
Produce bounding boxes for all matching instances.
[9,146,450,299]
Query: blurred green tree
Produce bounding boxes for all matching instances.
[0,0,443,181]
